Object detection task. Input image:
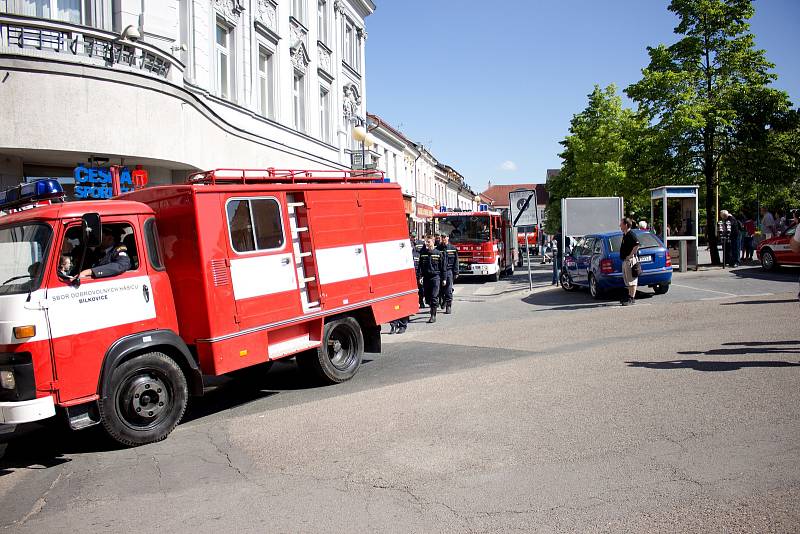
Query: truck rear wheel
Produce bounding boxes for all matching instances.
[98,351,188,447]
[297,317,363,384]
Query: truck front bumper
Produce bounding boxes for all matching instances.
[0,396,55,424]
[459,262,499,276]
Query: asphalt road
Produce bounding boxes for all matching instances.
[1,264,798,533]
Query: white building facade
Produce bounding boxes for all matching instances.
[0,0,375,193]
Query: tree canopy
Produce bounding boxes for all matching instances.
[546,0,799,263]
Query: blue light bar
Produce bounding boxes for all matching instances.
[0,180,65,212]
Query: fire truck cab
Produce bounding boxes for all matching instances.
[434,209,515,281]
[0,170,418,446]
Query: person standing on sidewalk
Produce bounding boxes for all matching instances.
[418,236,446,323]
[437,235,458,314]
[742,212,756,262]
[761,207,777,239]
[619,218,640,306]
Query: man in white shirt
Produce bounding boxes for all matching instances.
[760,207,776,239]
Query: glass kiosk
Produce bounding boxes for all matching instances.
[650,186,699,271]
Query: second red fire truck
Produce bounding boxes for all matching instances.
[433,209,515,281]
[0,169,418,446]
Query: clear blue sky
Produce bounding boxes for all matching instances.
[365,0,800,192]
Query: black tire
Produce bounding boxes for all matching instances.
[589,273,603,299]
[653,283,670,295]
[297,317,363,384]
[760,249,777,271]
[98,352,188,447]
[560,270,577,291]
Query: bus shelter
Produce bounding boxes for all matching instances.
[650,186,699,271]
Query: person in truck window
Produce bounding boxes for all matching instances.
[80,226,131,279]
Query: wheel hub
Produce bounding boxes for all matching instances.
[122,374,169,422]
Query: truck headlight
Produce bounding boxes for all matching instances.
[0,370,15,390]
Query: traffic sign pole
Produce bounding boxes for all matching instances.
[508,188,539,292]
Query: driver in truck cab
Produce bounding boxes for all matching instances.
[79,226,131,279]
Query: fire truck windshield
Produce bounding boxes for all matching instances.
[438,215,491,243]
[0,223,52,296]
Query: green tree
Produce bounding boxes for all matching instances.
[545,84,647,233]
[625,0,794,264]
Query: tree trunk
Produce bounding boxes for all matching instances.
[705,167,721,265]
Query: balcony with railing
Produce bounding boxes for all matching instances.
[0,13,184,83]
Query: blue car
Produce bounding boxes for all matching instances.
[560,230,672,299]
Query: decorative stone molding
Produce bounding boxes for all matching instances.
[214,0,245,23]
[342,83,361,123]
[255,0,278,32]
[291,43,310,74]
[290,18,308,48]
[356,27,367,40]
[333,0,346,15]
[317,42,332,75]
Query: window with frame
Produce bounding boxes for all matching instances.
[292,0,305,23]
[2,0,111,30]
[293,72,306,132]
[227,198,284,253]
[319,85,330,143]
[258,47,275,119]
[215,20,234,100]
[343,20,354,67]
[317,0,328,44]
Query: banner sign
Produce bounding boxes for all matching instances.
[73,165,134,199]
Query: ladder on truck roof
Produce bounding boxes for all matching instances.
[187,168,386,185]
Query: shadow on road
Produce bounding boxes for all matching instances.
[626,359,800,372]
[521,285,658,311]
[720,299,798,306]
[730,266,800,284]
[0,359,353,472]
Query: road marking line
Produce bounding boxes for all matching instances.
[671,284,737,297]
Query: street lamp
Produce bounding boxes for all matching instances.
[351,118,375,171]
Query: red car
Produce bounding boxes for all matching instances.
[757,224,799,270]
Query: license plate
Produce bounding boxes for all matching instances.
[638,255,653,263]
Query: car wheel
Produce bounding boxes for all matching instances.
[589,273,603,299]
[760,249,777,271]
[560,270,577,291]
[653,283,670,295]
[98,352,188,447]
[297,317,363,384]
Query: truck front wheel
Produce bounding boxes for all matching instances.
[297,317,363,384]
[99,352,188,447]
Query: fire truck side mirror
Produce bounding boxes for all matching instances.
[82,213,102,248]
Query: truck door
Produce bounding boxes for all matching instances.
[47,219,159,402]
[224,195,302,329]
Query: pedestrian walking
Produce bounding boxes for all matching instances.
[552,232,564,285]
[437,235,458,314]
[418,236,446,323]
[619,218,640,306]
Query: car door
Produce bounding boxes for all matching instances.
[48,219,160,402]
[774,225,798,264]
[590,237,603,278]
[577,237,595,282]
[225,195,303,330]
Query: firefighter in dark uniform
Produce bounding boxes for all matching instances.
[79,226,131,279]
[418,236,446,323]
[437,234,458,314]
[412,233,425,308]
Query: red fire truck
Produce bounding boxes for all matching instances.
[433,209,515,281]
[0,169,418,446]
